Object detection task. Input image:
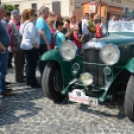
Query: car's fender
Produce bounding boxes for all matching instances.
[107,58,134,98]
[124,57,134,73]
[40,50,83,88]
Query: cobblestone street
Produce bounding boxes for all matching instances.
[0,69,134,134]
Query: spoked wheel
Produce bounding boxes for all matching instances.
[42,61,65,102]
[124,75,134,121]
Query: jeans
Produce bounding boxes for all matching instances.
[0,50,8,93]
[23,48,39,86]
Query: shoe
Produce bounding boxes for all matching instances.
[16,79,25,83]
[6,81,11,85]
[7,88,13,92]
[1,92,16,96]
[31,84,41,88]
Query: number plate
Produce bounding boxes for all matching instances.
[69,89,98,106]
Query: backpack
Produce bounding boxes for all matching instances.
[7,21,21,50]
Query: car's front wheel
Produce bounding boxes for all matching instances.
[42,61,65,102]
[124,75,134,121]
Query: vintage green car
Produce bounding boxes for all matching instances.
[41,21,134,121]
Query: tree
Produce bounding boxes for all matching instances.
[3,4,14,12]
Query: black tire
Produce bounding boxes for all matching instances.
[42,61,65,102]
[124,75,134,121]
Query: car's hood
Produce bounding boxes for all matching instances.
[100,35,134,47]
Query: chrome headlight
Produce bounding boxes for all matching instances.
[100,44,120,65]
[80,72,93,86]
[60,40,77,61]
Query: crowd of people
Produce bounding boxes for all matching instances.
[0,4,125,110]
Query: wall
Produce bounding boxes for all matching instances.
[60,0,70,17]
[2,0,134,19]
[104,0,134,11]
[1,0,52,13]
[38,0,52,11]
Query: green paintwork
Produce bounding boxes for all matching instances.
[124,58,134,73]
[40,30,134,103]
[40,50,83,88]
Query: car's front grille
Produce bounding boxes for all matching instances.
[83,49,105,87]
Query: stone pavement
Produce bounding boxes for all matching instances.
[0,69,134,134]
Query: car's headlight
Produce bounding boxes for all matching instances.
[80,72,93,86]
[60,40,77,61]
[100,44,120,65]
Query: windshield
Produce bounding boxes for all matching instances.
[108,21,134,32]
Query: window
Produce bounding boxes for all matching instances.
[52,1,61,15]
[14,5,19,12]
[124,6,131,13]
[32,3,37,11]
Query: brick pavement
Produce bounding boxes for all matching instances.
[0,69,134,134]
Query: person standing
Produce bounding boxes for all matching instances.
[1,11,13,69]
[7,10,25,83]
[1,11,11,26]
[63,19,72,40]
[36,6,51,56]
[0,5,16,96]
[70,15,77,31]
[20,8,40,88]
[54,20,65,47]
[36,6,51,73]
[47,17,56,49]
[95,19,102,39]
[88,13,95,39]
[72,26,83,55]
[82,13,91,43]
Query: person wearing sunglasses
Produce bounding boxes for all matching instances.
[47,17,56,49]
[19,8,40,88]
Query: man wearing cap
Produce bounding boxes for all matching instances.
[0,5,16,97]
[7,9,25,83]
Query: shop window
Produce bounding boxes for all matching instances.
[32,3,37,11]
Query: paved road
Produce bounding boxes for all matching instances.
[0,70,134,134]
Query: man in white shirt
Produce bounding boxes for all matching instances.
[82,13,90,43]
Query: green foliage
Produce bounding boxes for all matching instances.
[3,4,14,12]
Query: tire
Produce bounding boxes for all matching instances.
[124,75,134,121]
[42,61,65,102]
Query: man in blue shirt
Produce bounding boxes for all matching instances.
[36,6,51,56]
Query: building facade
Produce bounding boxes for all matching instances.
[1,0,134,21]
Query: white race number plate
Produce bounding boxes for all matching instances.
[69,89,98,106]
